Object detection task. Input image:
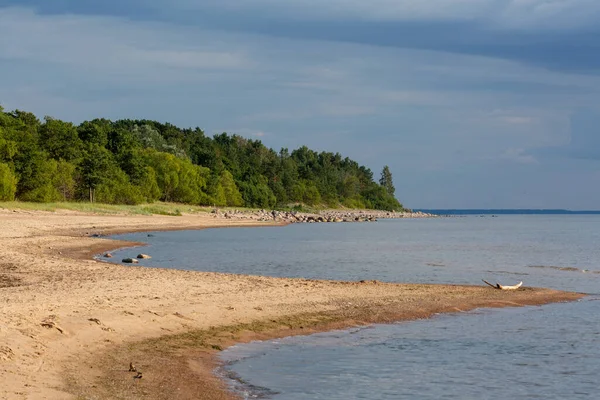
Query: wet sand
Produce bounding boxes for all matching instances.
[0,208,584,399]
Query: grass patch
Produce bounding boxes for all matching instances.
[0,201,213,216]
[138,311,341,355]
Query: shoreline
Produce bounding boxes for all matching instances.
[0,208,584,399]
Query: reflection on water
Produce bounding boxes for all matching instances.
[109,216,600,399]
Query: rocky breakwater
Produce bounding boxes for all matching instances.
[211,209,436,223]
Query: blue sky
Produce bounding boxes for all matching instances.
[1,1,599,209]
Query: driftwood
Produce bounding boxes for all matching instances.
[482,279,523,290]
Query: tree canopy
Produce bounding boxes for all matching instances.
[0,107,404,210]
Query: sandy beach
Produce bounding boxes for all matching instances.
[0,208,584,399]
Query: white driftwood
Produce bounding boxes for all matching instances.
[482,280,523,290]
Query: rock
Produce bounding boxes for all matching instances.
[137,254,151,259]
[103,253,113,258]
[122,258,139,264]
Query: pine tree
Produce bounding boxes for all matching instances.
[379,165,395,197]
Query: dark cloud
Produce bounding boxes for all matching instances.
[3,0,600,72]
[210,19,600,73]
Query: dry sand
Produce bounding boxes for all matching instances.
[0,208,584,399]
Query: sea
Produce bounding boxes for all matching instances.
[108,214,600,399]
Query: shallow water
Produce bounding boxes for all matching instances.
[219,300,600,400]
[109,216,600,399]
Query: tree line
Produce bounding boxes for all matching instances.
[0,106,403,210]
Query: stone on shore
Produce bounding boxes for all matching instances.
[205,207,437,224]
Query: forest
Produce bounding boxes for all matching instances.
[0,107,403,211]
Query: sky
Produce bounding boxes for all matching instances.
[1,1,599,209]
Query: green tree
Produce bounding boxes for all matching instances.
[379,165,395,197]
[94,167,144,205]
[239,176,276,208]
[14,151,53,200]
[53,160,76,201]
[0,132,17,162]
[118,149,147,184]
[302,181,322,206]
[211,183,227,207]
[137,166,161,202]
[21,159,77,202]
[219,169,243,206]
[78,119,110,147]
[80,144,113,202]
[132,124,168,151]
[39,117,82,161]
[144,150,209,204]
[171,161,209,204]
[0,162,18,201]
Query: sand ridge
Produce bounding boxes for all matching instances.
[0,209,584,399]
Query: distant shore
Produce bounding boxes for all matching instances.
[0,208,583,399]
[416,208,600,215]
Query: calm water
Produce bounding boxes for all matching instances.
[109,216,600,399]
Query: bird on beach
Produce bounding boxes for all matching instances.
[129,362,137,372]
[134,372,143,379]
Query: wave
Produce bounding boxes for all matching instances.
[487,270,530,276]
[528,265,600,274]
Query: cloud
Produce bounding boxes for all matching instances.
[170,0,489,22]
[163,0,600,30]
[501,148,538,164]
[0,7,251,77]
[10,0,600,30]
[501,116,535,125]
[482,110,538,125]
[5,1,600,72]
[167,1,600,72]
[494,0,600,30]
